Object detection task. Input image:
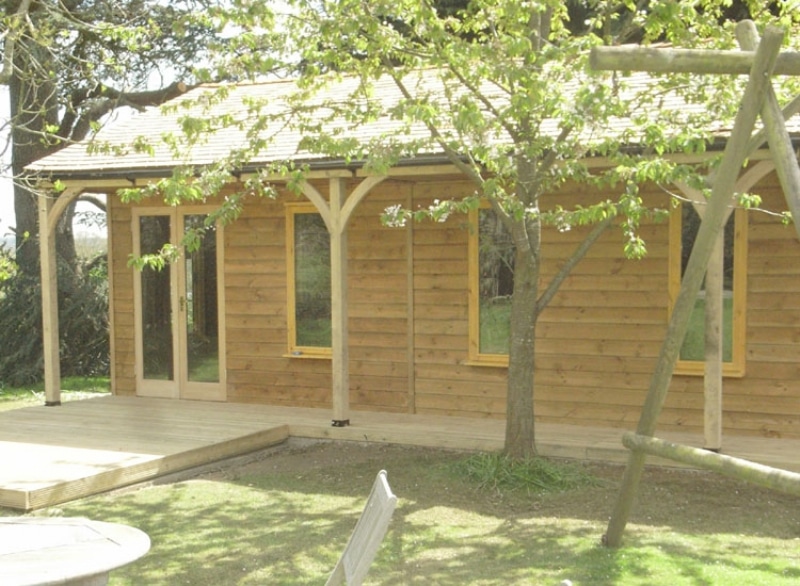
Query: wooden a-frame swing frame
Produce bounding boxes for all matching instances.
[591,20,800,547]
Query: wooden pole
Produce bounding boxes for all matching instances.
[590,45,800,76]
[623,433,800,497]
[703,234,724,451]
[329,177,350,426]
[736,22,800,241]
[603,26,785,548]
[38,191,62,405]
[300,175,385,426]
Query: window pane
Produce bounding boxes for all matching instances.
[184,215,219,383]
[478,208,514,354]
[679,204,734,362]
[140,215,173,380]
[294,213,331,347]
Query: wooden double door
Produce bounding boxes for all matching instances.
[132,208,226,401]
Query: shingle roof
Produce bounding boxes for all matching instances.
[26,68,800,179]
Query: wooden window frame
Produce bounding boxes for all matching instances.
[668,202,747,377]
[467,204,510,367]
[285,203,332,359]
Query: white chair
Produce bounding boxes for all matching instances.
[325,470,398,586]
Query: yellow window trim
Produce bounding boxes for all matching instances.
[286,202,332,357]
[468,204,510,367]
[668,203,747,377]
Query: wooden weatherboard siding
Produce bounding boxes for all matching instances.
[106,169,800,440]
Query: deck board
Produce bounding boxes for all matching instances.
[1,395,798,510]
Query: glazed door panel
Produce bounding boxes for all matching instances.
[133,209,225,401]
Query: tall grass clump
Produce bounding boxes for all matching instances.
[454,452,600,495]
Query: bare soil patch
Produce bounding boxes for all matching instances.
[187,438,800,539]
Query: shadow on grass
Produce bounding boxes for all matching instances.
[17,442,800,585]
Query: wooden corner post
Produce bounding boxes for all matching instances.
[38,190,62,406]
[329,177,350,426]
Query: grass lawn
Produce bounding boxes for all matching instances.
[0,376,110,411]
[1,440,797,585]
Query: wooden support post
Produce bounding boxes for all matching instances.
[737,22,800,241]
[603,26,784,548]
[329,177,350,426]
[301,175,386,427]
[676,190,730,451]
[38,191,61,406]
[704,235,724,451]
[622,433,800,497]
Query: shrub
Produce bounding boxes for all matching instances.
[0,250,109,387]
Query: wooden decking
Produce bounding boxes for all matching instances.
[2,395,799,511]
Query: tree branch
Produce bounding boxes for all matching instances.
[386,67,486,189]
[96,80,191,110]
[442,60,521,143]
[65,81,192,142]
[536,214,614,313]
[78,194,107,213]
[0,0,34,85]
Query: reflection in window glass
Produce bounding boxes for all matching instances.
[478,208,514,355]
[139,215,173,380]
[184,215,220,382]
[294,213,331,348]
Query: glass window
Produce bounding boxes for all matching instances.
[139,214,173,380]
[469,205,514,365]
[183,214,220,383]
[669,202,746,376]
[287,205,331,355]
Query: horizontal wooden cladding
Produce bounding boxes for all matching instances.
[229,384,330,407]
[554,274,663,291]
[349,288,407,305]
[414,258,468,275]
[225,283,284,302]
[544,289,667,309]
[538,323,667,342]
[414,367,661,402]
[747,255,800,275]
[104,173,800,440]
[537,306,665,326]
[747,343,800,363]
[224,243,285,263]
[229,349,400,371]
[748,308,800,327]
[748,292,800,311]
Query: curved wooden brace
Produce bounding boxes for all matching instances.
[735,158,775,194]
[673,181,706,208]
[46,187,85,236]
[299,181,332,231]
[340,175,387,228]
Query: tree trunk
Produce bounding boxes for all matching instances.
[8,41,77,276]
[504,231,540,459]
[503,158,541,459]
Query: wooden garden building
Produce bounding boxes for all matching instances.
[26,72,800,449]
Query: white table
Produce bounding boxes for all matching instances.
[0,517,150,586]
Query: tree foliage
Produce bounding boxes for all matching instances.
[3,0,215,272]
